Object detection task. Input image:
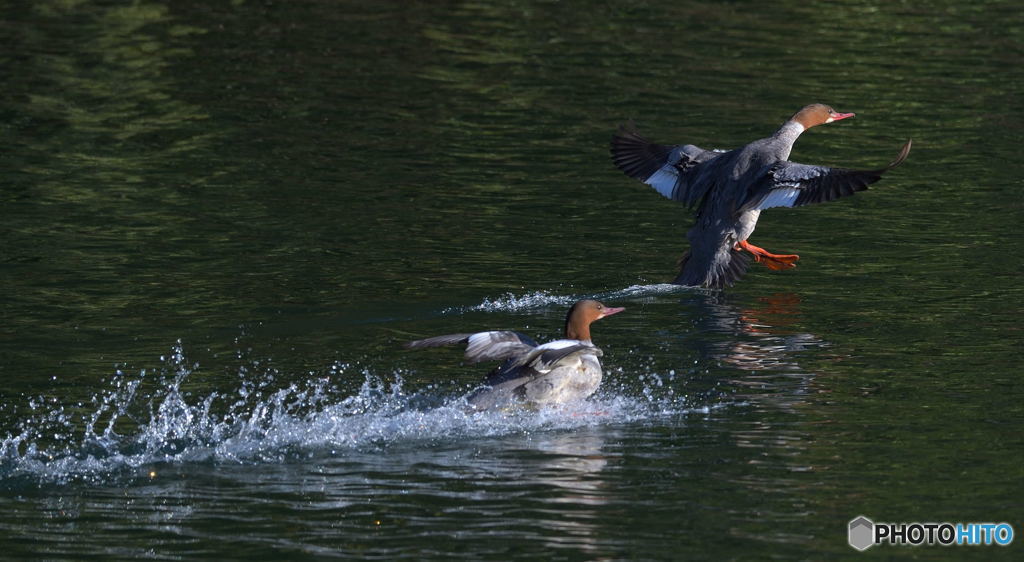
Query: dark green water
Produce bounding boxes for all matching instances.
[1,0,1021,558]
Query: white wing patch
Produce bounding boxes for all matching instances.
[535,339,584,351]
[755,186,801,209]
[644,165,679,200]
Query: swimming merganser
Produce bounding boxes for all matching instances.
[405,300,624,410]
[610,104,911,288]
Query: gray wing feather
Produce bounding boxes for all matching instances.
[464,331,538,363]
[532,344,600,373]
[740,140,912,212]
[611,122,724,207]
[405,331,538,364]
[486,344,598,381]
[466,345,601,410]
[404,333,475,349]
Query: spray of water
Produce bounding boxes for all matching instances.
[0,339,711,488]
[446,284,687,315]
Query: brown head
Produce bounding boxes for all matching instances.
[789,103,855,130]
[563,299,625,342]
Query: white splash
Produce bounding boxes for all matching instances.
[451,290,578,314]
[0,341,712,488]
[448,284,689,315]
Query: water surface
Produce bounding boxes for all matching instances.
[1,0,1021,558]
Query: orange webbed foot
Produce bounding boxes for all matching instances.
[760,255,799,270]
[736,240,799,270]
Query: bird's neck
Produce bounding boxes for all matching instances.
[564,321,591,342]
[771,120,805,160]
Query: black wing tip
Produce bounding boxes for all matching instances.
[787,139,912,207]
[610,121,675,181]
[614,119,642,137]
[610,120,649,151]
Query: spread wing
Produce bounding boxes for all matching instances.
[482,340,598,387]
[405,330,539,364]
[610,121,725,208]
[467,341,601,410]
[523,340,600,373]
[739,140,912,212]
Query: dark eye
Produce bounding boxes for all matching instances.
[596,304,604,310]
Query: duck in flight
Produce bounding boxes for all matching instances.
[405,300,624,411]
[611,104,911,288]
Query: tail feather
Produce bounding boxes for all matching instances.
[673,247,750,289]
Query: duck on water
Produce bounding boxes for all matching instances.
[611,104,911,289]
[405,300,624,411]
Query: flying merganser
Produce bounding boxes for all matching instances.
[610,104,911,288]
[405,300,624,411]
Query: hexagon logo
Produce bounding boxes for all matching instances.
[848,516,875,551]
